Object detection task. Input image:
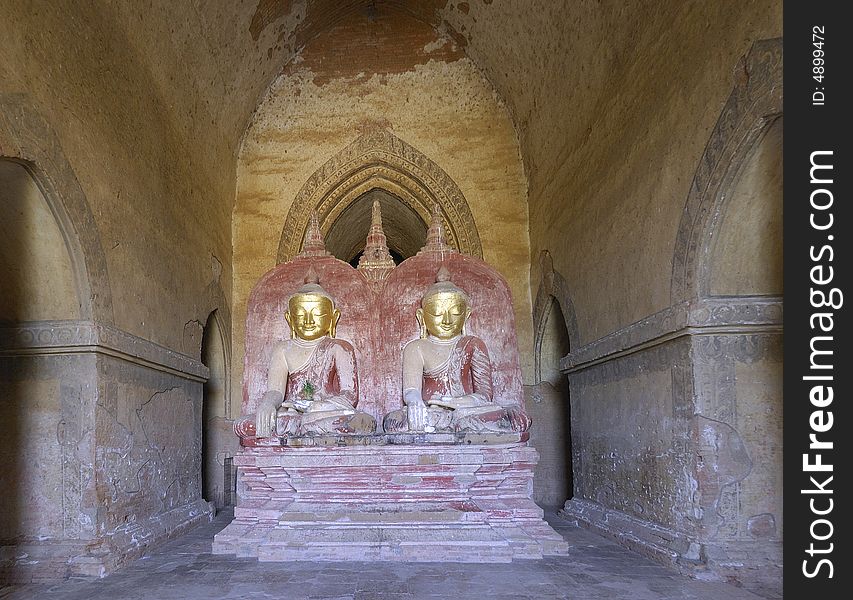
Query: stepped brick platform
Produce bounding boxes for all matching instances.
[213,436,568,562]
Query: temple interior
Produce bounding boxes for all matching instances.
[1,1,782,598]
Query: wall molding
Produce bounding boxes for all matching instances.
[0,320,208,382]
[560,296,782,373]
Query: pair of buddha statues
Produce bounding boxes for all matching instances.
[235,266,529,440]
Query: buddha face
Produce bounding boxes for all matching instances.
[417,292,470,340]
[285,294,340,341]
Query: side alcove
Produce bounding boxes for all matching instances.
[0,158,87,566]
[707,117,783,297]
[530,296,573,507]
[0,159,81,322]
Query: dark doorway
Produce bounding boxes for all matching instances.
[530,298,573,507]
[325,188,427,264]
[200,310,230,509]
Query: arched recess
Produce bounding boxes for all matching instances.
[529,249,579,507]
[200,308,237,509]
[532,250,579,381]
[668,39,784,564]
[200,279,233,418]
[0,157,88,545]
[325,188,428,263]
[670,38,782,303]
[0,95,113,323]
[276,129,482,263]
[707,117,782,296]
[0,159,81,321]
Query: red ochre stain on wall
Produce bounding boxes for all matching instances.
[287,5,466,86]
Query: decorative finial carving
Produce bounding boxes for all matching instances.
[418,203,454,257]
[299,211,331,257]
[304,265,320,285]
[357,200,396,284]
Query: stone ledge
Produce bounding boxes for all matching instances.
[0,499,212,583]
[559,497,687,566]
[560,296,782,373]
[560,497,782,596]
[216,441,565,562]
[0,539,91,584]
[245,430,529,448]
[75,499,213,578]
[0,320,208,382]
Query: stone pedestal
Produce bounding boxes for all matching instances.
[213,435,567,562]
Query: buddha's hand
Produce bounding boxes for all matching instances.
[310,394,355,412]
[428,394,487,410]
[255,390,283,437]
[404,388,428,431]
[290,398,313,412]
[505,405,532,432]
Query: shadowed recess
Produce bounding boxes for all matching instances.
[325,189,427,263]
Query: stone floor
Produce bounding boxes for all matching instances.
[1,510,769,600]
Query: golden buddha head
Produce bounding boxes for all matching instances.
[417,266,471,340]
[285,267,340,341]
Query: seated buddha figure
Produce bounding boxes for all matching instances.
[383,267,530,434]
[235,270,376,440]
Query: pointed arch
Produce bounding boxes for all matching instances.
[0,94,114,323]
[532,250,579,384]
[276,129,482,262]
[670,39,782,303]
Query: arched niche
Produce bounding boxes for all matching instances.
[201,309,237,509]
[707,117,782,297]
[529,250,578,508]
[0,95,112,323]
[670,39,782,303]
[276,129,482,263]
[532,250,579,381]
[0,159,80,321]
[538,299,572,389]
[325,188,427,263]
[0,157,95,546]
[668,40,784,561]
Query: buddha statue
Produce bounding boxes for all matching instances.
[383,267,531,434]
[235,268,376,440]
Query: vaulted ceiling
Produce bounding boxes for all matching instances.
[3,0,781,257]
[104,1,641,186]
[99,0,779,216]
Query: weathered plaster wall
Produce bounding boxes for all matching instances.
[233,8,532,412]
[0,321,211,582]
[94,356,210,572]
[0,355,96,545]
[1,2,232,581]
[565,332,783,545]
[691,334,783,546]
[2,1,785,592]
[710,118,783,296]
[508,4,782,590]
[0,161,79,322]
[569,340,692,532]
[437,1,783,342]
[0,2,234,348]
